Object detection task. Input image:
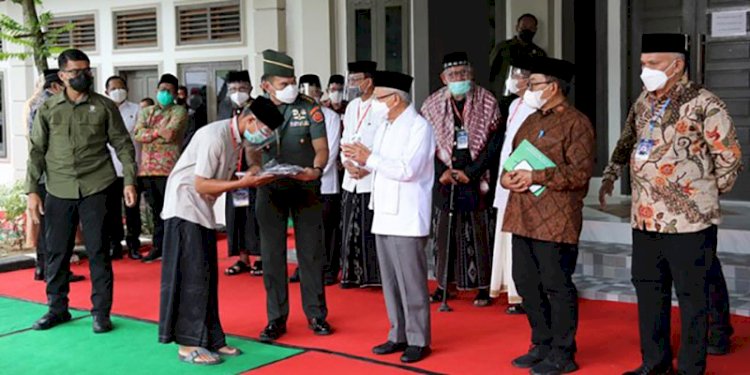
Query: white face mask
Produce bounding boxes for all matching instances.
[523,86,549,110]
[230,92,250,106]
[640,60,676,92]
[108,89,128,104]
[329,90,343,104]
[370,98,390,120]
[274,84,299,104]
[506,78,519,94]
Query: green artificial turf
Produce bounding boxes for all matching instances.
[0,298,302,374]
[0,296,87,335]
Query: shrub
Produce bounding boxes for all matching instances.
[0,181,28,249]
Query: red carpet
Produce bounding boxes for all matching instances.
[1,239,749,374]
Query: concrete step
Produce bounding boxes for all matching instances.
[573,274,750,317]
[575,241,750,295]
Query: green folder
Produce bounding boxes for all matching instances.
[503,139,556,196]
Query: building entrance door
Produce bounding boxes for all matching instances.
[627,0,750,200]
[115,67,159,105]
[178,61,243,124]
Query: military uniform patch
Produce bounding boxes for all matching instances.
[310,106,324,123]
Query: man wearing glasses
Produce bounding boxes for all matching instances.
[501,57,594,374]
[420,52,500,307]
[26,48,138,333]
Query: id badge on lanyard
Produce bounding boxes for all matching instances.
[232,187,250,207]
[635,98,671,163]
[456,129,469,150]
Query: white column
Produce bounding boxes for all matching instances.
[252,0,287,96]
[285,0,333,82]
[606,0,623,196]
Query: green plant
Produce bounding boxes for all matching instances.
[0,0,74,72]
[0,181,28,249]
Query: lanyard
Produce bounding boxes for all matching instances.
[354,100,372,135]
[646,98,671,138]
[506,99,524,127]
[451,98,467,128]
[229,116,243,172]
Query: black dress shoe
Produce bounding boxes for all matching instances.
[531,356,579,375]
[289,267,300,283]
[110,244,124,260]
[506,304,525,315]
[128,248,143,260]
[324,272,338,286]
[339,282,356,289]
[400,346,431,363]
[69,274,86,283]
[372,341,408,355]
[141,250,162,263]
[34,266,45,281]
[93,315,113,333]
[308,318,333,335]
[259,321,287,342]
[708,336,731,356]
[622,363,675,375]
[512,345,550,368]
[32,311,72,330]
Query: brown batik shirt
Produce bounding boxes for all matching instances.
[602,76,742,233]
[502,102,595,245]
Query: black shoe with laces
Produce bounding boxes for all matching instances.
[259,321,286,342]
[308,318,333,335]
[531,355,579,375]
[622,363,675,375]
[512,345,550,368]
[32,311,72,330]
[400,346,431,363]
[372,341,408,355]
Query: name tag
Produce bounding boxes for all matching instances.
[289,120,310,127]
[231,188,250,207]
[456,130,469,150]
[635,139,653,161]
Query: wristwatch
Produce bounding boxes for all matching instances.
[313,166,324,178]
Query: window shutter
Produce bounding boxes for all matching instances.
[177,1,241,45]
[49,14,96,50]
[114,8,158,48]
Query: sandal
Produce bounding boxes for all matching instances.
[224,261,250,276]
[473,290,492,307]
[249,260,263,276]
[178,348,223,365]
[216,346,243,357]
[505,304,525,315]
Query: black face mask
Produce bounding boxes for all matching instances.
[69,73,93,92]
[519,29,536,43]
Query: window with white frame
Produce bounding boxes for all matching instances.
[347,0,410,73]
[49,14,97,50]
[176,0,241,45]
[114,8,158,49]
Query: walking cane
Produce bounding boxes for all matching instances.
[439,172,458,312]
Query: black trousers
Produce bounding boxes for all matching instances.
[45,186,113,317]
[158,218,226,350]
[632,226,717,375]
[321,193,341,277]
[256,181,327,323]
[708,254,733,343]
[141,176,167,253]
[105,177,142,248]
[35,183,48,269]
[224,188,260,257]
[512,235,579,357]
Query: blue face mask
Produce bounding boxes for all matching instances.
[156,90,174,106]
[447,80,472,96]
[243,128,267,144]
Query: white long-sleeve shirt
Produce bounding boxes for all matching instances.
[341,96,382,193]
[321,106,341,195]
[366,105,435,237]
[493,97,536,216]
[108,101,141,177]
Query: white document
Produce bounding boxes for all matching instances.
[711,10,748,37]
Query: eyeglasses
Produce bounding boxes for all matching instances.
[528,81,552,88]
[374,93,395,101]
[444,69,471,80]
[62,68,91,77]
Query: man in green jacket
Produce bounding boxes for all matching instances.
[26,49,138,334]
